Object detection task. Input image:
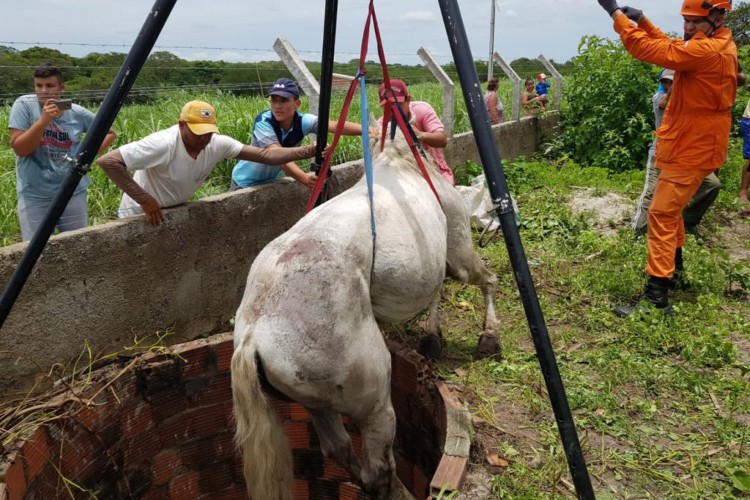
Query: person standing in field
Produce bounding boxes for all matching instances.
[594,0,738,316]
[230,78,362,190]
[738,91,750,208]
[484,77,505,125]
[8,63,117,241]
[97,100,319,225]
[632,69,720,237]
[521,79,546,116]
[377,79,454,185]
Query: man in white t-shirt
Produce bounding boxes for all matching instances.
[97,100,318,225]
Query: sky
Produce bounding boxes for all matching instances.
[2,0,687,66]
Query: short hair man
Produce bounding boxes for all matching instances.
[632,69,720,237]
[594,0,738,316]
[97,100,318,225]
[231,78,362,190]
[377,79,454,185]
[9,63,117,241]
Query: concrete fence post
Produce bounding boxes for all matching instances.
[417,47,455,138]
[537,54,563,111]
[492,52,522,121]
[273,38,321,115]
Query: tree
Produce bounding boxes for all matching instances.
[725,1,750,48]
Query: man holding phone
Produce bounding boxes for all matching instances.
[8,63,117,241]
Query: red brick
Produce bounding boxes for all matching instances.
[216,486,247,500]
[140,485,169,500]
[283,422,309,449]
[180,437,218,468]
[323,458,350,480]
[21,427,50,480]
[198,461,233,494]
[437,381,464,411]
[120,401,154,439]
[199,373,232,407]
[121,428,161,470]
[158,414,192,449]
[3,459,26,500]
[395,452,413,491]
[60,429,103,481]
[289,403,310,421]
[268,397,291,421]
[293,479,309,499]
[350,432,363,457]
[413,465,430,499]
[214,340,234,372]
[169,471,200,500]
[213,431,236,460]
[178,343,212,380]
[339,482,363,500]
[191,403,230,439]
[429,455,467,494]
[390,354,419,394]
[151,449,182,486]
[74,405,101,430]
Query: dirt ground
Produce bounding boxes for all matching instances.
[416,190,750,499]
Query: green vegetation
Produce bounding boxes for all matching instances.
[411,147,750,498]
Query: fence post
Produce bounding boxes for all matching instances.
[537,54,563,111]
[273,38,321,115]
[417,47,455,138]
[492,52,521,121]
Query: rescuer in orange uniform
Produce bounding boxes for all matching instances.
[596,0,738,316]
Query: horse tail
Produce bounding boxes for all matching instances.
[231,333,293,500]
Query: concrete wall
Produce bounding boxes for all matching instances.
[0,113,558,391]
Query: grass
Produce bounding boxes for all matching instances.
[408,143,750,498]
[0,81,488,245]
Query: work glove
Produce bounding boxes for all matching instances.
[597,0,620,15]
[620,6,644,22]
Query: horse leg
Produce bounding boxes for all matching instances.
[418,292,444,360]
[447,245,501,359]
[351,403,414,500]
[309,409,362,481]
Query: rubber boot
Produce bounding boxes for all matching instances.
[614,275,674,317]
[670,247,691,291]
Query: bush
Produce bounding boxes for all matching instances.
[553,35,657,172]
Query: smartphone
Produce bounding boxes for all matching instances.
[50,99,72,111]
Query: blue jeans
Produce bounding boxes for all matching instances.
[18,190,88,241]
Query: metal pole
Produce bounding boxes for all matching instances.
[437,1,595,498]
[0,0,178,330]
[314,0,338,170]
[488,0,496,80]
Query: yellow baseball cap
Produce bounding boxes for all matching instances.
[179,100,219,135]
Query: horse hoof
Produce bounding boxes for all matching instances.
[418,334,443,360]
[477,333,502,359]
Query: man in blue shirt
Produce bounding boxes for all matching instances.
[9,64,117,241]
[231,78,361,190]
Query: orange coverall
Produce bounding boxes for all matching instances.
[613,13,738,278]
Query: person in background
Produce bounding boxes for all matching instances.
[97,100,319,225]
[377,79,454,185]
[739,82,750,208]
[230,78,362,190]
[594,0,738,316]
[484,77,505,125]
[521,79,546,115]
[632,69,720,237]
[535,73,551,108]
[8,63,117,241]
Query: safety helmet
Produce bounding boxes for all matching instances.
[680,0,732,16]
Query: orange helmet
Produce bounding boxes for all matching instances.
[681,0,732,16]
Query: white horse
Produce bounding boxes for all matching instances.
[231,127,498,499]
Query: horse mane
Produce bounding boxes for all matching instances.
[370,121,441,178]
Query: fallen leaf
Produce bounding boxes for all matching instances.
[486,454,509,468]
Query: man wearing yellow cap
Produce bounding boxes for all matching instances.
[98,100,318,225]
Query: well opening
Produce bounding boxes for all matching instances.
[0,333,466,499]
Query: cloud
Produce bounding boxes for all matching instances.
[401,10,437,23]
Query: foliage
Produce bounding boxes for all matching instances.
[725,1,750,47]
[552,35,656,172]
[424,153,750,498]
